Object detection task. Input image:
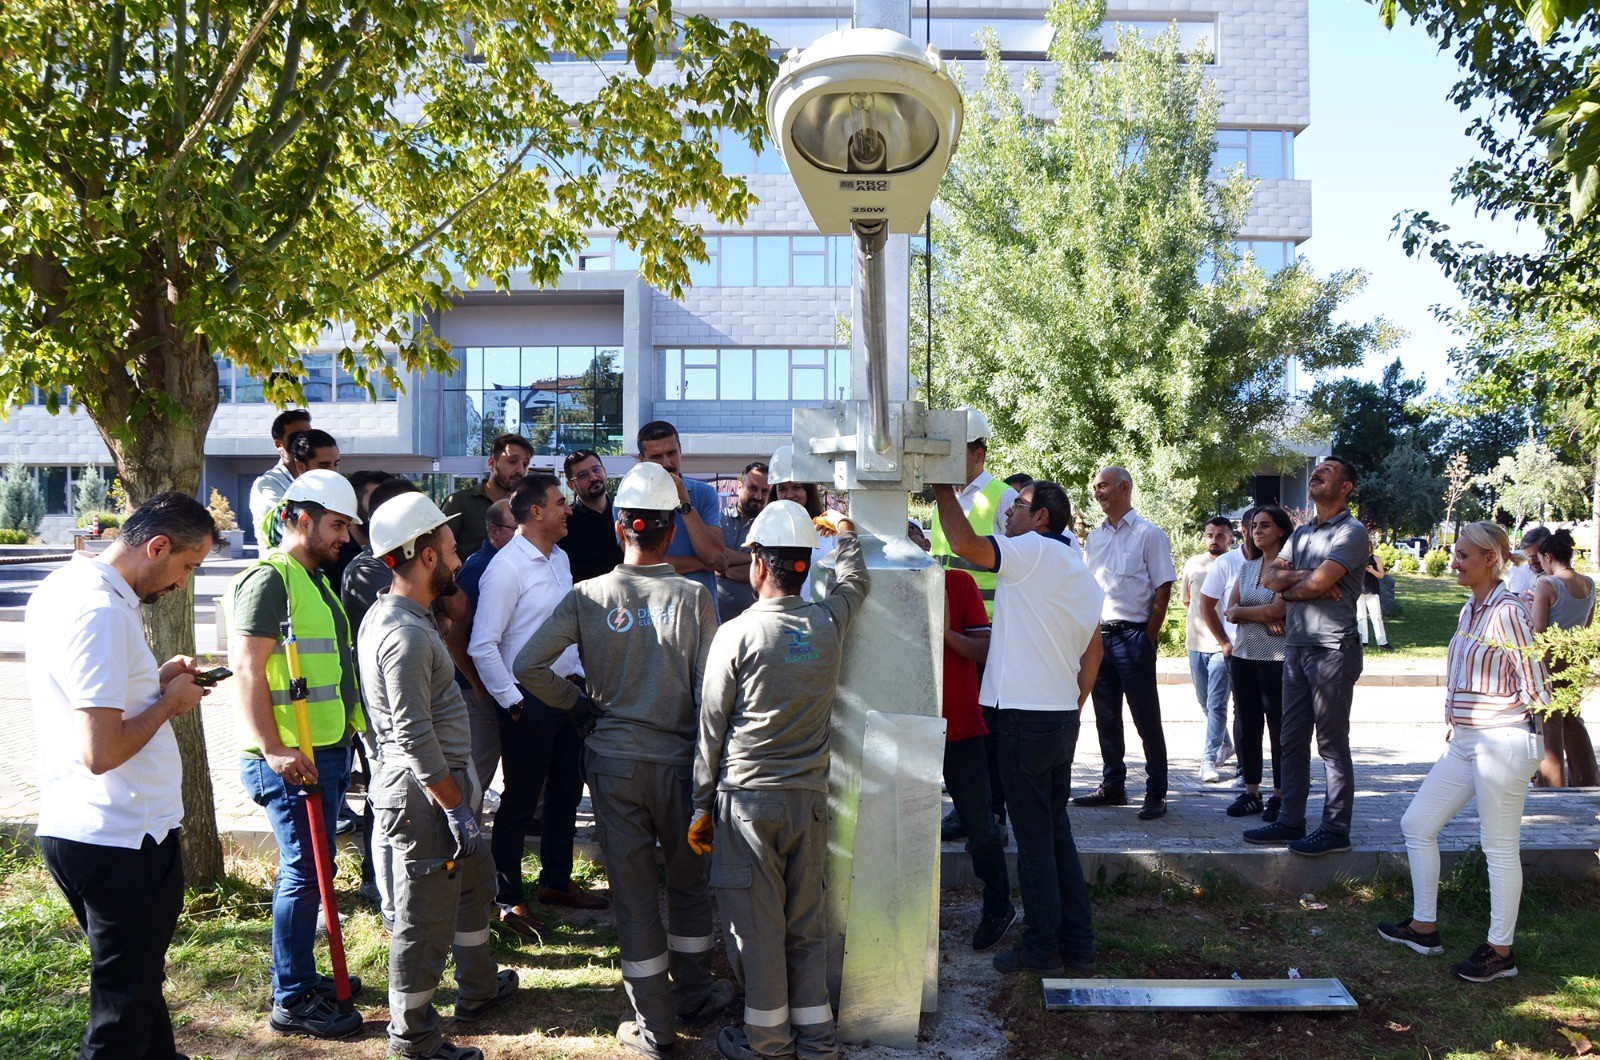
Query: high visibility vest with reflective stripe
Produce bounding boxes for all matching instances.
[226,551,365,752]
[931,476,1008,617]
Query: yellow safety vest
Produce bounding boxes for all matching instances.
[226,551,366,752]
[931,476,1009,617]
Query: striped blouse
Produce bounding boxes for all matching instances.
[1444,584,1551,728]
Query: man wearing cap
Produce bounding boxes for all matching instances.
[228,469,368,1040]
[715,460,769,621]
[358,494,518,1060]
[690,501,867,1060]
[515,462,734,1060]
[636,420,726,613]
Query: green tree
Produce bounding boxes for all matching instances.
[1318,359,1442,491]
[0,460,45,536]
[72,464,109,518]
[928,0,1388,536]
[0,0,775,884]
[1361,438,1445,536]
[1477,439,1587,527]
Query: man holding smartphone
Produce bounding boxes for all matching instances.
[28,492,216,1060]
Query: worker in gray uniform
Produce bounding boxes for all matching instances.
[690,501,869,1060]
[513,461,735,1059]
[357,494,519,1060]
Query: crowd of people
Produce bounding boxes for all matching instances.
[25,405,1594,1060]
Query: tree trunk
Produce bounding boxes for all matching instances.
[1592,443,1599,565]
[86,319,226,887]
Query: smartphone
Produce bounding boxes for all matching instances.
[193,665,233,687]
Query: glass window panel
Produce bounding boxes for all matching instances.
[684,366,718,399]
[721,236,754,286]
[792,249,825,286]
[719,348,753,400]
[442,390,480,456]
[684,348,719,367]
[335,360,368,402]
[1257,241,1289,274]
[578,253,612,271]
[213,355,232,402]
[560,345,596,379]
[793,236,824,254]
[792,348,825,367]
[37,466,68,515]
[755,349,789,400]
[1250,130,1285,179]
[1283,132,1295,180]
[830,349,853,400]
[830,236,852,287]
[662,348,683,399]
[235,368,266,403]
[689,237,718,287]
[483,347,520,390]
[371,354,399,402]
[302,352,334,402]
[454,345,481,390]
[755,236,790,286]
[521,347,557,391]
[720,130,757,174]
[613,240,641,273]
[1212,144,1248,177]
[792,367,825,401]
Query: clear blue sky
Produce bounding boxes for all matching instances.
[1299,0,1540,389]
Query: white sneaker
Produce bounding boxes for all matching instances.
[1199,759,1220,784]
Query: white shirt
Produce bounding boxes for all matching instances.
[980,532,1105,711]
[1198,547,1246,645]
[1084,509,1177,623]
[958,471,1019,535]
[248,461,294,540]
[28,554,183,848]
[469,533,581,708]
[1505,564,1537,596]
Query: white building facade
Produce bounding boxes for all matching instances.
[3,2,1312,542]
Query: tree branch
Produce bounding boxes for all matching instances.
[172,0,187,139]
[104,4,126,106]
[230,0,306,189]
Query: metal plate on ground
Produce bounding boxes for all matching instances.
[1042,978,1358,1013]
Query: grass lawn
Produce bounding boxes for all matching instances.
[5,842,1598,1058]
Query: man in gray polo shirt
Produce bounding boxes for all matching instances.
[1244,457,1368,856]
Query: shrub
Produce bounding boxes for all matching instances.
[0,460,44,535]
[0,529,30,545]
[1396,552,1420,575]
[1424,548,1450,577]
[1375,542,1403,572]
[207,489,238,532]
[75,510,122,531]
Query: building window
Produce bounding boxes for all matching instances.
[1101,16,1219,62]
[660,347,851,402]
[592,233,852,287]
[1211,129,1295,181]
[1235,240,1296,275]
[442,345,624,457]
[213,354,399,404]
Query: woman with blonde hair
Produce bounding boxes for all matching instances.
[1377,521,1550,983]
[1530,529,1598,787]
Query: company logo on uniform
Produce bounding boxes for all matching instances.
[785,629,820,663]
[607,607,634,633]
[607,603,677,633]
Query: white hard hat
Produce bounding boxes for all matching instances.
[769,445,798,485]
[615,462,680,511]
[745,499,820,549]
[369,493,458,560]
[283,469,362,524]
[965,408,992,444]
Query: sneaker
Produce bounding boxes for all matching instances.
[677,978,736,1026]
[1289,826,1352,857]
[269,990,363,1039]
[1137,798,1167,821]
[972,906,1018,952]
[1452,943,1518,983]
[1262,796,1282,824]
[454,969,519,1022]
[1073,785,1127,808]
[716,1026,757,1060]
[1376,917,1444,956]
[1243,821,1305,845]
[617,1019,675,1058]
[1199,759,1221,784]
[1226,792,1264,818]
[993,946,1064,976]
[1061,949,1097,975]
[388,1043,484,1060]
[312,973,364,1002]
[1217,739,1235,767]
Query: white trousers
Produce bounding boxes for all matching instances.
[1357,593,1387,646]
[1401,726,1539,947]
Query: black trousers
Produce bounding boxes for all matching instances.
[491,692,585,907]
[41,828,185,1060]
[1089,626,1168,801]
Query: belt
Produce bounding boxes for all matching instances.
[1100,620,1144,633]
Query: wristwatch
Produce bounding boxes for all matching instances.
[678,499,694,514]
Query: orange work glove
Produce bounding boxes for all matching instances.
[687,813,714,856]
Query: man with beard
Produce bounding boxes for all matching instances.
[1181,517,1238,784]
[715,460,769,621]
[229,469,368,1040]
[358,494,518,1060]
[443,433,533,558]
[637,420,726,612]
[469,474,606,933]
[562,449,624,583]
[29,492,215,1060]
[250,409,310,545]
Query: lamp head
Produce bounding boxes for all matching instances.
[767,28,964,234]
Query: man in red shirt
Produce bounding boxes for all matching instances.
[942,567,1016,952]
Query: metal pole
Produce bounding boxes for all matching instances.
[853,220,892,455]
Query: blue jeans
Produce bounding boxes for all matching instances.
[992,709,1095,965]
[943,735,1012,920]
[241,746,352,1007]
[1188,650,1232,763]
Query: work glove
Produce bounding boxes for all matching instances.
[687,812,714,856]
[444,801,483,859]
[569,694,603,739]
[814,510,846,537]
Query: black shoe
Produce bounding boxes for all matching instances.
[716,1026,757,1060]
[1061,949,1097,975]
[1262,796,1282,824]
[1452,943,1518,983]
[972,907,1017,952]
[269,990,363,1039]
[1073,785,1128,808]
[1289,826,1351,857]
[941,808,966,842]
[454,969,518,1022]
[311,973,363,1002]
[1137,798,1167,821]
[1243,821,1305,845]
[1226,792,1264,818]
[618,1019,675,1058]
[677,978,736,1026]
[1377,917,1444,956]
[993,946,1064,976]
[395,1043,485,1060]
